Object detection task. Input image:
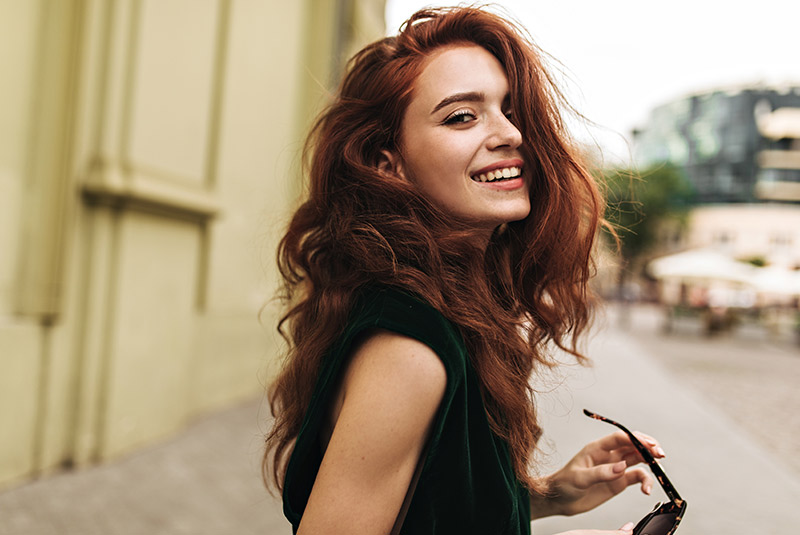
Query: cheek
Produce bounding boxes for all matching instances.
[409,137,469,179]
[400,128,476,207]
[408,157,464,202]
[404,140,448,185]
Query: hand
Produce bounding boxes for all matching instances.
[534,430,665,518]
[553,521,636,535]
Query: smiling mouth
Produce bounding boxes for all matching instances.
[471,166,522,183]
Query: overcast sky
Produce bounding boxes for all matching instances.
[385,1,800,164]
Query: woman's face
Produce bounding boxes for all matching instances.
[394,44,530,232]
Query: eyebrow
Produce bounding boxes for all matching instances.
[431,91,485,115]
[430,91,512,115]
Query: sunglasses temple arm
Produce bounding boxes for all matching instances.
[583,410,683,504]
[626,432,683,504]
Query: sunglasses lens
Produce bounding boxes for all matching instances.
[635,512,679,535]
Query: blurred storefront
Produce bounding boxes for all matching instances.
[0,0,385,490]
[646,207,800,337]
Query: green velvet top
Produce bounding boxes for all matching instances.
[283,286,531,534]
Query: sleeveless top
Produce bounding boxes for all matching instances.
[282,286,531,535]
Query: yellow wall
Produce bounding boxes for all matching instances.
[0,0,385,489]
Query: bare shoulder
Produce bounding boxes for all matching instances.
[343,328,448,400]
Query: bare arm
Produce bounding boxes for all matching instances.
[297,330,447,535]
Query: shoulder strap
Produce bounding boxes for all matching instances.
[390,441,430,535]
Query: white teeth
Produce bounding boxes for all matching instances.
[472,166,521,182]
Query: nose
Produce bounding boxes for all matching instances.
[487,112,522,150]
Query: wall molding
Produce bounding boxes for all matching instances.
[82,158,219,222]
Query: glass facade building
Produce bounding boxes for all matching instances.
[633,86,800,203]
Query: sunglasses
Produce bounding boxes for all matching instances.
[584,409,686,535]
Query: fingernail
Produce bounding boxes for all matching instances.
[657,447,666,457]
[645,484,652,495]
[613,460,626,473]
[621,521,635,531]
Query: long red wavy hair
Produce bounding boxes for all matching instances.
[264,6,604,494]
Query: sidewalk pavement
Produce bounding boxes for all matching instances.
[0,398,288,535]
[531,312,800,535]
[2,316,798,535]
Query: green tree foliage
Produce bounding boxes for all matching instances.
[740,255,767,267]
[602,163,695,269]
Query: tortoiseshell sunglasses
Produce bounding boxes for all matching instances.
[584,410,687,535]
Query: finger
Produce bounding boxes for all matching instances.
[623,466,653,495]
[593,430,633,451]
[602,444,651,466]
[621,450,643,467]
[620,447,662,466]
[573,460,628,488]
[557,527,634,535]
[604,434,666,465]
[633,431,666,458]
[594,429,666,459]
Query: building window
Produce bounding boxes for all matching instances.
[758,168,800,183]
[713,231,735,248]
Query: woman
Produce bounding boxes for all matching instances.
[265,6,663,535]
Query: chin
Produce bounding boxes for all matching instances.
[502,205,532,224]
[483,212,530,232]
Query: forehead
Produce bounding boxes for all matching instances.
[411,44,509,105]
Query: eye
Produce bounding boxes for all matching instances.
[443,109,476,125]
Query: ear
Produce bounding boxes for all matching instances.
[377,149,406,180]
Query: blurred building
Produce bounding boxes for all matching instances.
[0,0,385,490]
[684,204,800,269]
[633,84,800,272]
[634,84,800,203]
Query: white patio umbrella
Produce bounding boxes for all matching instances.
[748,265,800,296]
[647,248,756,285]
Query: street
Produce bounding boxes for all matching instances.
[1,302,798,534]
